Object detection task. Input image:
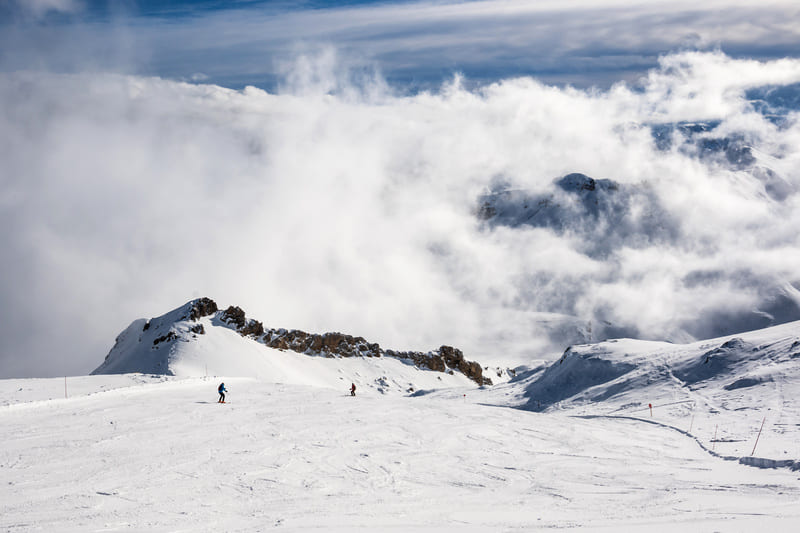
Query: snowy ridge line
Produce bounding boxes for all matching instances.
[94,297,496,386]
[574,414,800,471]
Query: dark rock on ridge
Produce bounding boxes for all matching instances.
[153,331,178,346]
[207,298,490,386]
[221,306,246,329]
[189,297,218,321]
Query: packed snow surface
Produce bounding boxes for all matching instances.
[1,376,799,532]
[2,319,800,530]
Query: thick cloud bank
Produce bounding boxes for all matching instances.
[2,51,800,377]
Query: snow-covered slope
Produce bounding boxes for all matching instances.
[92,298,497,395]
[490,320,800,462]
[2,375,799,531]
[3,309,800,530]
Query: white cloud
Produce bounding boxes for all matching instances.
[2,50,800,377]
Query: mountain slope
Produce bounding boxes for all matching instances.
[4,305,800,529]
[92,298,497,394]
[490,320,800,461]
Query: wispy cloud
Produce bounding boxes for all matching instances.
[2,0,800,88]
[3,0,83,19]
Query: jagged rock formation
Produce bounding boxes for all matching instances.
[220,305,265,337]
[217,301,491,386]
[189,297,219,321]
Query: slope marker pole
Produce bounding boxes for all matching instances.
[751,416,766,457]
[64,376,67,399]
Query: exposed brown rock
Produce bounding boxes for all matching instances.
[240,319,264,337]
[382,346,488,385]
[458,360,490,385]
[211,301,489,385]
[189,297,218,321]
[153,331,178,346]
[425,355,446,372]
[221,306,246,329]
[309,334,323,351]
[440,345,464,367]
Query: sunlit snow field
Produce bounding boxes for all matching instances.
[2,373,799,532]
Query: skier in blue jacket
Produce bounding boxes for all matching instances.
[218,382,227,403]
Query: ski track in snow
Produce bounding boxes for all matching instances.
[1,376,799,531]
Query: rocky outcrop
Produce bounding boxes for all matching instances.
[261,329,382,358]
[189,297,218,321]
[153,331,178,346]
[220,305,264,338]
[240,319,264,338]
[387,346,491,385]
[221,306,246,329]
[212,301,489,386]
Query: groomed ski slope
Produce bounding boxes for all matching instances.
[2,375,799,532]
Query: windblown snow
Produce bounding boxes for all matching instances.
[2,300,799,531]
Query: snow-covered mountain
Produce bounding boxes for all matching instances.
[92,298,499,394]
[482,320,800,466]
[477,172,678,259]
[90,296,800,466]
[3,314,800,530]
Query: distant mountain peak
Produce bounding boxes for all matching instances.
[476,172,678,259]
[555,172,618,193]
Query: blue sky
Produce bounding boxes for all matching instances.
[3,0,800,91]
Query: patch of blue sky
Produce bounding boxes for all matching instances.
[3,1,800,92]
